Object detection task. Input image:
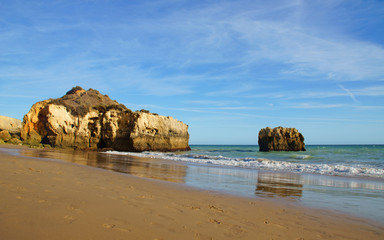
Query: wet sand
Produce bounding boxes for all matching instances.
[1,144,383,239]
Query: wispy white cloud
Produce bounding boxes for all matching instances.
[244,93,288,99]
[2,0,384,97]
[1,0,384,144]
[354,85,384,97]
[299,85,384,100]
[229,19,384,81]
[126,102,267,114]
[338,84,359,103]
[289,103,346,109]
[206,82,259,96]
[0,94,38,99]
[185,100,240,106]
[354,105,384,111]
[123,103,210,114]
[213,106,266,110]
[244,85,384,100]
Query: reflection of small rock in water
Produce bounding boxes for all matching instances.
[255,172,303,199]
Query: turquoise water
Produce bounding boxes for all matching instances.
[105,145,384,223]
[113,145,384,178]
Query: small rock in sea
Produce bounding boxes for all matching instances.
[258,126,306,152]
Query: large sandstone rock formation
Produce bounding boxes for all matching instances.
[0,130,12,142]
[0,116,22,134]
[0,116,22,144]
[21,87,190,152]
[258,127,305,152]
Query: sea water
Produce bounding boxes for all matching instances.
[107,145,384,179]
[105,145,384,223]
[2,145,384,223]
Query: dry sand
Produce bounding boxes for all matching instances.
[0,145,383,239]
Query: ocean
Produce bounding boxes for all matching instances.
[2,144,384,223]
[105,145,384,223]
[109,145,384,179]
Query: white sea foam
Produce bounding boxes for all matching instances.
[292,154,312,159]
[104,151,384,179]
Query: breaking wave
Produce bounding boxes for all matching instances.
[104,151,384,179]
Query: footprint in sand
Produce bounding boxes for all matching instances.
[209,219,221,225]
[209,205,224,213]
[264,219,287,229]
[182,204,200,211]
[28,168,42,173]
[165,205,184,214]
[102,223,115,229]
[63,215,77,224]
[138,194,154,199]
[13,186,26,192]
[62,205,84,223]
[67,204,83,214]
[158,214,175,221]
[102,219,131,233]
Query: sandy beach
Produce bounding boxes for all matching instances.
[0,144,383,239]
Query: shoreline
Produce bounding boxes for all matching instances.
[105,149,384,182]
[2,144,384,221]
[107,145,384,179]
[0,144,383,239]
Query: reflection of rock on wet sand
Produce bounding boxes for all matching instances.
[255,172,303,199]
[19,148,187,183]
[103,154,187,183]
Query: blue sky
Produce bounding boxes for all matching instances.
[1,0,384,145]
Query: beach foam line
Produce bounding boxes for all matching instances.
[104,151,384,179]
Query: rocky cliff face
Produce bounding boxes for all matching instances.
[0,116,22,134]
[258,127,305,152]
[0,116,22,144]
[21,87,190,152]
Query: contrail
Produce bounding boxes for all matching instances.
[338,84,359,103]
